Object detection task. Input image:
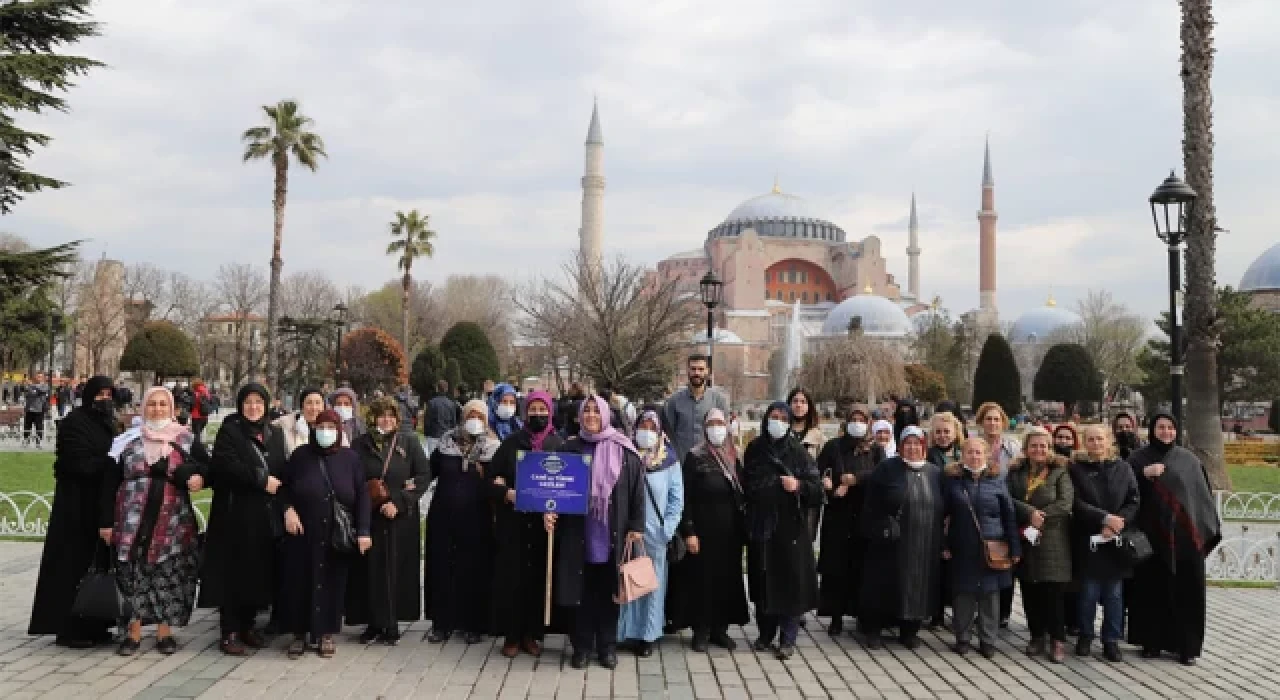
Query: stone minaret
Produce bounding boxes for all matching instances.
[906,192,921,302]
[978,136,998,316]
[578,99,605,273]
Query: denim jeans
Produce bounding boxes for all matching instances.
[1077,577,1124,643]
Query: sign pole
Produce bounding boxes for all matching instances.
[544,528,554,626]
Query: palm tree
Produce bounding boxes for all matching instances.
[241,99,327,392]
[386,210,437,354]
[1179,0,1227,488]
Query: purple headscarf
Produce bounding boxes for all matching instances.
[524,389,556,451]
[579,395,637,522]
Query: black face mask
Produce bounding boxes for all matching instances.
[1115,431,1136,447]
[526,415,549,433]
[1053,444,1073,457]
[92,398,115,416]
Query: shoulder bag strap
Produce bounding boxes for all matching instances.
[317,455,337,500]
[962,479,983,534]
[642,474,664,528]
[380,434,398,480]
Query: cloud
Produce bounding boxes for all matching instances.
[5,0,1279,328]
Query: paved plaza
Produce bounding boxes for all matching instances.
[0,543,1277,699]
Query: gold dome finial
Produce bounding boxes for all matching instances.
[931,295,941,310]
[863,282,873,295]
[771,173,781,194]
[1046,291,1057,307]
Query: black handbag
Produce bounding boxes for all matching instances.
[643,475,685,563]
[318,456,358,554]
[1118,529,1154,565]
[71,543,133,621]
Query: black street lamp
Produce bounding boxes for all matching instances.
[1149,170,1198,441]
[699,269,723,385]
[332,302,349,383]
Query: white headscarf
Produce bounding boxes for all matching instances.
[872,419,897,458]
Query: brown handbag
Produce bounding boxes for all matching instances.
[367,434,398,508]
[962,482,1015,572]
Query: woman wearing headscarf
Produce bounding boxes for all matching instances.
[345,397,430,645]
[1052,424,1079,459]
[268,388,327,469]
[29,376,120,648]
[278,409,371,658]
[1125,414,1221,665]
[786,387,824,543]
[1006,427,1074,663]
[892,400,920,448]
[544,396,645,670]
[1111,412,1142,461]
[871,419,896,459]
[666,408,748,652]
[816,405,882,636]
[617,409,684,657]
[329,387,364,446]
[858,426,945,650]
[98,386,208,656]
[942,438,1020,659]
[424,398,499,644]
[200,383,281,655]
[744,401,821,661]
[488,390,563,657]
[489,382,523,441]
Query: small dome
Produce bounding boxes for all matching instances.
[690,328,744,345]
[1241,242,1280,292]
[1010,297,1082,344]
[821,293,914,338]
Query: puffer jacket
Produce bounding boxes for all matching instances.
[1007,456,1074,583]
[943,463,1021,595]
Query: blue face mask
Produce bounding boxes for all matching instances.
[316,428,339,448]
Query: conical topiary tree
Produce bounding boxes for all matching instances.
[1034,342,1103,416]
[971,333,1021,418]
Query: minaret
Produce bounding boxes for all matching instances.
[978,136,998,317]
[578,99,605,274]
[906,192,921,302]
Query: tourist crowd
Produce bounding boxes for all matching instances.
[26,354,1222,671]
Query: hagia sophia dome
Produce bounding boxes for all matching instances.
[1240,243,1280,292]
[820,288,914,338]
[1009,296,1082,344]
[705,187,849,244]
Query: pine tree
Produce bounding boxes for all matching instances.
[439,321,499,391]
[0,0,102,213]
[971,333,1021,418]
[1033,343,1103,416]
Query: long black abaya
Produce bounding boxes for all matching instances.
[816,436,879,621]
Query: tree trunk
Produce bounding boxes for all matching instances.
[401,269,412,356]
[264,154,289,396]
[1180,0,1228,489]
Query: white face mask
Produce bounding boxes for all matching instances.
[335,406,353,421]
[465,418,486,436]
[144,419,172,432]
[635,429,658,450]
[767,419,789,440]
[906,459,928,469]
[848,421,868,438]
[495,404,516,421]
[706,426,728,446]
[315,428,339,448]
[964,463,987,474]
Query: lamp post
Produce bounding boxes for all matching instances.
[699,269,723,386]
[47,312,62,377]
[332,302,349,384]
[1149,170,1198,442]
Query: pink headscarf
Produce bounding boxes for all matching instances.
[139,386,188,465]
[524,390,556,451]
[578,395,637,522]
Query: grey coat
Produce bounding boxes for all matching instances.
[662,387,730,463]
[1006,456,1074,583]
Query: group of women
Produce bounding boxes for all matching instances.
[27,378,1222,670]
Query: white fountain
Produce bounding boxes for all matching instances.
[776,299,804,399]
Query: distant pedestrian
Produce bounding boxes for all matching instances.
[23,372,51,447]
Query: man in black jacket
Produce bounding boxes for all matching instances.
[423,380,459,456]
[22,372,51,447]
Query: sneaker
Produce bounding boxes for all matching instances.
[155,636,178,655]
[1102,642,1123,663]
[775,644,795,660]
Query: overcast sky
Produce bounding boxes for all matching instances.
[7,0,1279,325]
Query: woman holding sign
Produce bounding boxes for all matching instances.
[743,401,821,661]
[544,396,645,671]
[617,409,684,658]
[488,390,563,658]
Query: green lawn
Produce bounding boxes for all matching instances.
[1223,464,1280,494]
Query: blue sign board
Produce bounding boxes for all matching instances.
[515,451,591,515]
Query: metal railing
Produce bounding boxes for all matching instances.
[1214,491,1280,521]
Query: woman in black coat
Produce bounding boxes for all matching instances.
[345,398,431,644]
[666,407,749,652]
[487,390,563,658]
[1125,414,1220,665]
[199,383,280,656]
[28,376,120,647]
[278,409,372,658]
[545,396,645,670]
[858,426,945,650]
[1069,424,1140,663]
[425,398,499,645]
[942,438,1020,659]
[744,401,821,661]
[816,405,879,636]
